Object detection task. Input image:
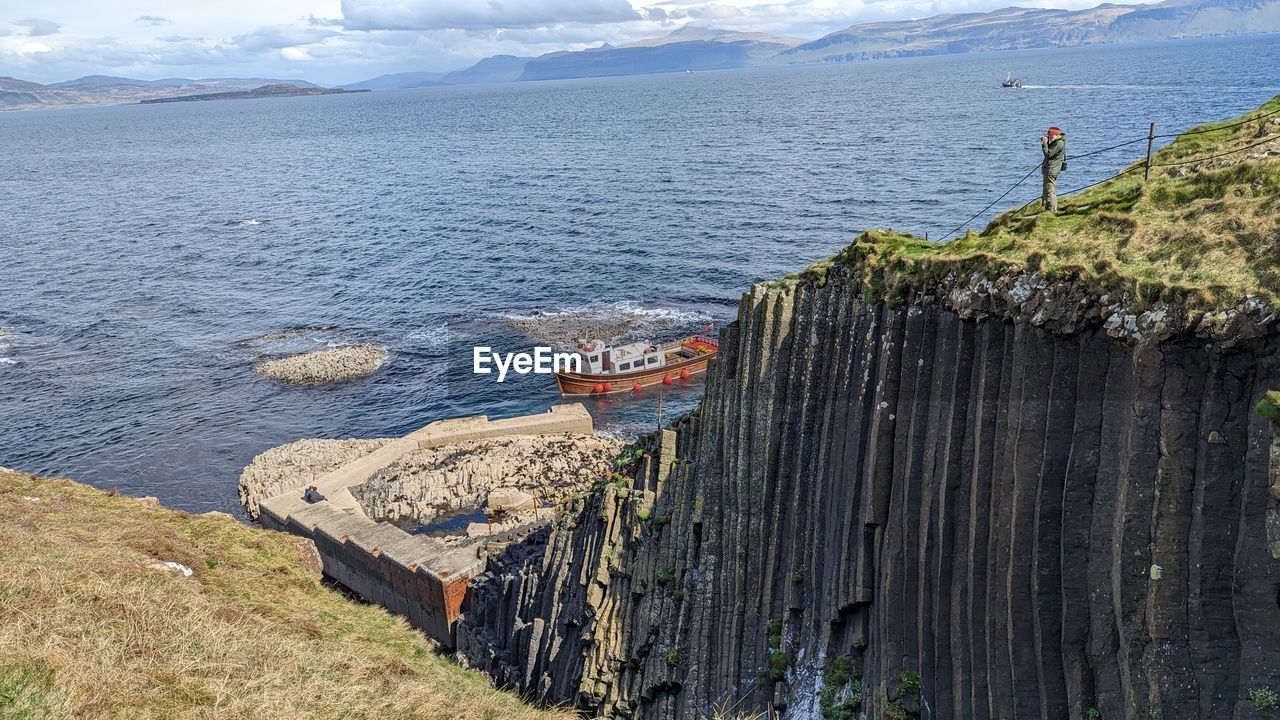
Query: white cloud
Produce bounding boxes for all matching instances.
[136,15,172,26]
[339,0,642,30]
[17,17,61,36]
[281,46,313,60]
[18,40,53,54]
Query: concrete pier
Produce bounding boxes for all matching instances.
[258,403,594,648]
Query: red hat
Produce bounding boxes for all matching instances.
[1047,127,1063,137]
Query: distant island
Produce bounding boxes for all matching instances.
[140,84,368,104]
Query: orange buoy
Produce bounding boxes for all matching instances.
[662,374,674,385]
[632,384,643,392]
[679,368,691,379]
[592,383,605,394]
[602,382,613,392]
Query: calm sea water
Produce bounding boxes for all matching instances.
[2,36,1277,514]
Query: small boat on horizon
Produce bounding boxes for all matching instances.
[1002,72,1023,88]
[555,334,718,396]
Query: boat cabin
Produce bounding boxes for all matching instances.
[572,339,667,375]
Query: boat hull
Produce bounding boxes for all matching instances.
[556,350,716,396]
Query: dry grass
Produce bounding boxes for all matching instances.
[831,94,1280,309]
[0,468,574,720]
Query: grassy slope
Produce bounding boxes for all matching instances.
[0,469,573,720]
[791,94,1280,309]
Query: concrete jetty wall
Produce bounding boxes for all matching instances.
[257,404,593,647]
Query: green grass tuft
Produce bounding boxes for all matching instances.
[1251,687,1280,711]
[1257,390,1280,423]
[818,655,862,720]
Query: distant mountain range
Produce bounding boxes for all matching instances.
[779,0,1280,63]
[348,0,1278,87]
[4,0,1276,111]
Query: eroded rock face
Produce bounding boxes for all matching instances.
[457,263,1280,719]
[488,488,537,514]
[1270,431,1280,561]
[352,434,624,527]
[238,437,390,519]
[253,344,388,384]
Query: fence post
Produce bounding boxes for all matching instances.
[1144,122,1156,182]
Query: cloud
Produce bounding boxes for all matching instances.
[136,15,173,26]
[340,0,642,31]
[231,25,340,52]
[18,40,53,54]
[17,18,61,36]
[280,46,312,60]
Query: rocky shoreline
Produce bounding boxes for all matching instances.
[239,431,622,544]
[352,434,624,531]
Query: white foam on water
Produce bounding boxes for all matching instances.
[501,301,710,347]
[238,326,370,358]
[406,324,450,349]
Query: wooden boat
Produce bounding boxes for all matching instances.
[555,335,718,396]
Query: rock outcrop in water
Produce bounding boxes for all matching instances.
[253,344,388,384]
[455,257,1280,719]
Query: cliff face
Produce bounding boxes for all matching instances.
[457,262,1280,719]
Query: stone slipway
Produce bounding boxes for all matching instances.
[257,404,593,648]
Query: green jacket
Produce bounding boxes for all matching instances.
[1042,136,1066,176]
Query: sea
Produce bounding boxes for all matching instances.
[2,35,1278,515]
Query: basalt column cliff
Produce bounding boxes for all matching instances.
[459,262,1280,719]
[457,101,1280,719]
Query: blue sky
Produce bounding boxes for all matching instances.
[0,0,1119,84]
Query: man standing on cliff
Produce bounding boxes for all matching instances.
[1041,127,1067,212]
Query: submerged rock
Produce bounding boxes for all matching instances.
[254,344,388,384]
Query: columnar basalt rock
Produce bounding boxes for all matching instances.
[351,434,624,526]
[457,263,1280,719]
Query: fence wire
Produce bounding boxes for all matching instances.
[935,107,1278,241]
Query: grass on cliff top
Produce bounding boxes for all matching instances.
[0,468,573,720]
[829,94,1280,308]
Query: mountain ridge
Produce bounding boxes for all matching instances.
[781,0,1280,62]
[4,1,1276,110]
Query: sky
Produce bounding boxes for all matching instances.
[0,0,1118,85]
